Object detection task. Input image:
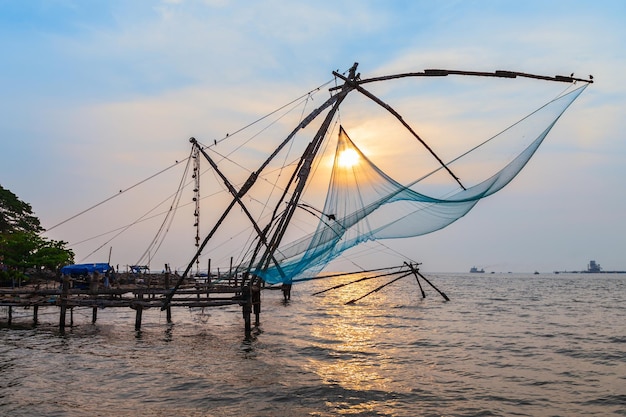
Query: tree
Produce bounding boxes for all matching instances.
[31,238,75,272]
[0,184,74,285]
[0,185,42,234]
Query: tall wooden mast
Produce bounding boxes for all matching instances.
[248,63,360,282]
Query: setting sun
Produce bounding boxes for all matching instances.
[338,148,360,168]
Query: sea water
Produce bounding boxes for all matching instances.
[1,273,625,416]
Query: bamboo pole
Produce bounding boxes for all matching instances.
[59,275,69,330]
[135,290,143,331]
[414,269,450,301]
[405,262,426,299]
[242,285,252,338]
[345,272,413,304]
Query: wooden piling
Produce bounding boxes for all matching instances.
[33,305,38,324]
[252,283,261,327]
[7,306,12,326]
[164,269,172,323]
[242,285,252,338]
[135,290,143,331]
[59,275,69,330]
[405,262,426,298]
[135,307,143,331]
[207,259,211,286]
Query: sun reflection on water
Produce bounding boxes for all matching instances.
[304,276,400,393]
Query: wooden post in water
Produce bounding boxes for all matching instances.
[207,259,211,286]
[405,262,426,299]
[231,257,235,286]
[164,267,172,323]
[7,306,12,326]
[92,307,98,324]
[414,267,450,301]
[70,307,74,327]
[252,282,261,327]
[59,275,69,330]
[135,290,143,331]
[242,285,252,338]
[33,305,38,325]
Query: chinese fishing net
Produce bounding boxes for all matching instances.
[250,84,588,284]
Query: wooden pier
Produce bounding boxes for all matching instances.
[0,272,260,336]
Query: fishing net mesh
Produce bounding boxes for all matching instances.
[251,85,587,284]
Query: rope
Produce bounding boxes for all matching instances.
[46,159,188,232]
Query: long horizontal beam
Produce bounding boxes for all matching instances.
[330,68,593,92]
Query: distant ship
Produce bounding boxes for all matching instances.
[470,267,485,273]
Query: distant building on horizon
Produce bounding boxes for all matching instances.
[587,260,602,273]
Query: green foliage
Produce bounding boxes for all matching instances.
[0,185,42,234]
[0,184,74,284]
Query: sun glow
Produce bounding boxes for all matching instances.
[338,148,360,168]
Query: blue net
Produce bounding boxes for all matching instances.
[250,85,587,284]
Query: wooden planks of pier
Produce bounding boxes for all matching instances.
[0,272,258,336]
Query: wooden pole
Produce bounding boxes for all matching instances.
[164,267,172,323]
[92,307,98,323]
[207,259,211,286]
[242,285,252,338]
[231,257,235,286]
[59,275,69,330]
[405,262,426,299]
[345,272,412,304]
[7,306,12,326]
[33,305,38,324]
[135,306,143,331]
[414,269,450,301]
[135,290,143,331]
[252,283,261,327]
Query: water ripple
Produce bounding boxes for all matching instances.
[1,273,625,416]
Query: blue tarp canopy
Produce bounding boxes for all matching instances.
[61,263,112,275]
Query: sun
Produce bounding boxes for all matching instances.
[338,148,360,168]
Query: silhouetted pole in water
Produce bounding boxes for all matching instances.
[281,283,292,301]
[252,283,261,326]
[59,275,69,331]
[135,290,144,331]
[242,285,252,338]
[164,266,172,323]
[405,262,425,299]
[411,263,450,301]
[345,272,413,304]
[311,269,402,296]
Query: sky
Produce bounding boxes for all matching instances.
[1,0,625,274]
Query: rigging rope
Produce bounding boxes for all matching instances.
[134,147,194,266]
[250,84,588,284]
[46,159,188,233]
